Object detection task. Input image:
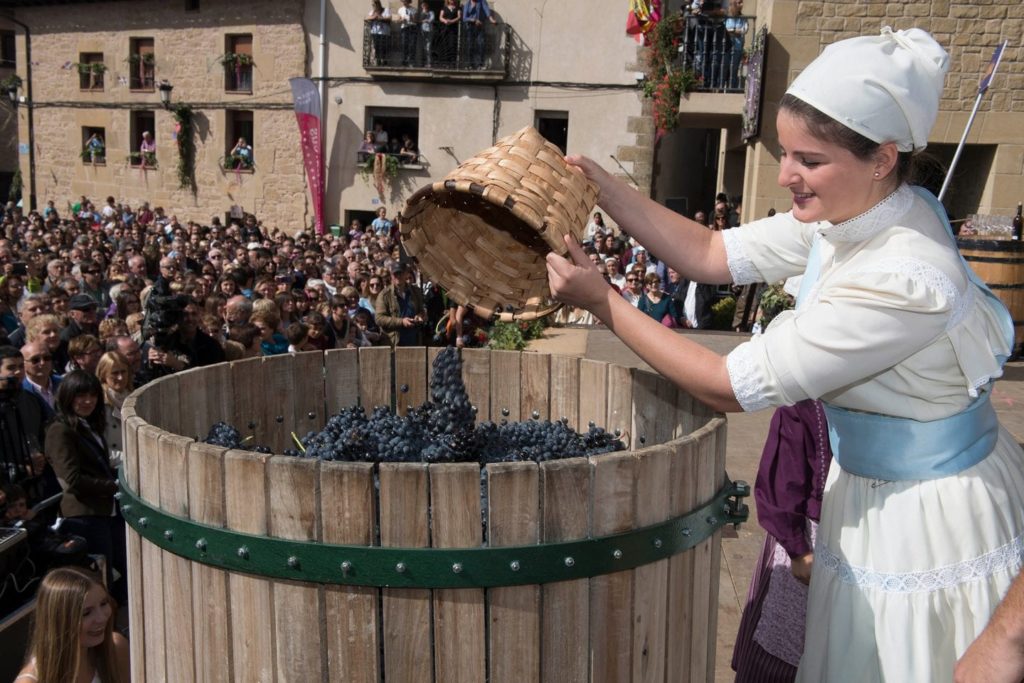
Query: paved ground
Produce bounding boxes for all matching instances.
[528,326,1024,683]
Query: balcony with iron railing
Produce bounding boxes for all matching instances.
[673,12,757,94]
[362,20,510,80]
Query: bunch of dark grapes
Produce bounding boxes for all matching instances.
[202,421,272,454]
[207,348,625,464]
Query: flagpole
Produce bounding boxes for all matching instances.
[937,39,1007,203]
[937,94,983,202]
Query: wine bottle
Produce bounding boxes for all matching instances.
[1013,202,1023,241]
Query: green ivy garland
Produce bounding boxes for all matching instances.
[172,104,196,194]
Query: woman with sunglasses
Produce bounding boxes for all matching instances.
[637,272,674,324]
[619,269,645,307]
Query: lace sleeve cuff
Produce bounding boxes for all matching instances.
[726,341,773,412]
[721,228,761,285]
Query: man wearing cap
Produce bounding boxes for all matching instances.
[375,262,425,347]
[61,293,99,343]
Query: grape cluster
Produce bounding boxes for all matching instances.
[202,421,272,454]
[207,348,625,465]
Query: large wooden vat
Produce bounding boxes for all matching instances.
[959,237,1024,355]
[120,348,742,682]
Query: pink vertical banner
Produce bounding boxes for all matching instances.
[289,77,325,235]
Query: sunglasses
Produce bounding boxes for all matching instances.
[84,269,101,275]
[26,355,53,364]
[626,277,639,283]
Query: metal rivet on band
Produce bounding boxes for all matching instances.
[237,546,249,560]
[396,562,407,574]
[287,556,300,569]
[653,538,663,549]
[564,557,575,568]
[612,549,623,559]
[509,560,521,572]
[681,527,692,536]
[163,530,174,541]
[121,504,132,514]
[452,563,463,574]
[340,561,353,575]
[707,516,718,526]
[138,517,148,528]
[195,539,207,552]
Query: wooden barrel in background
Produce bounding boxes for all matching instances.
[958,238,1024,356]
[120,348,740,683]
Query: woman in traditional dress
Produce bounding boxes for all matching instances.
[547,28,1024,682]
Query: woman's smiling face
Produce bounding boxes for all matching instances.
[775,108,886,225]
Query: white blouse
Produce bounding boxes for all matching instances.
[722,184,1010,419]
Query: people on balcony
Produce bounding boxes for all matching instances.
[229,137,254,170]
[358,131,377,163]
[419,1,435,67]
[398,0,419,67]
[399,134,419,164]
[724,0,749,90]
[686,0,743,91]
[366,0,392,67]
[84,133,105,164]
[372,121,389,152]
[462,0,496,69]
[438,0,462,67]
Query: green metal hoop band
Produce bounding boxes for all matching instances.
[118,469,749,589]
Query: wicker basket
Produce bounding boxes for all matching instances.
[401,126,598,321]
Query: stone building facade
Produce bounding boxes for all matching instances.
[309,0,645,228]
[662,0,1023,222]
[4,0,309,230]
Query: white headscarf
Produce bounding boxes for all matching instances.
[786,27,950,152]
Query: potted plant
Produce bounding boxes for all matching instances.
[127,53,155,87]
[76,62,107,89]
[218,52,254,89]
[640,11,699,135]
[127,151,158,169]
[221,153,255,171]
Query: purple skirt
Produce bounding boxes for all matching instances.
[731,534,801,683]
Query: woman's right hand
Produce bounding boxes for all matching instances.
[546,234,611,313]
[564,155,613,201]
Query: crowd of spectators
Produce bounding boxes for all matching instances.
[569,192,747,329]
[0,194,468,511]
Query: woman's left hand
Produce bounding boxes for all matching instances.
[546,234,610,312]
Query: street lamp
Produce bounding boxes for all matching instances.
[4,80,19,107]
[157,80,174,110]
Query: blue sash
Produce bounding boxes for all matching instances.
[797,187,1013,480]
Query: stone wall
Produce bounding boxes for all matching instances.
[794,0,1023,114]
[742,0,1024,220]
[13,0,310,229]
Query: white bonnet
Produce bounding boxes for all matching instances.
[786,27,949,152]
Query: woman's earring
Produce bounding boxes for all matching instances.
[873,171,880,178]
